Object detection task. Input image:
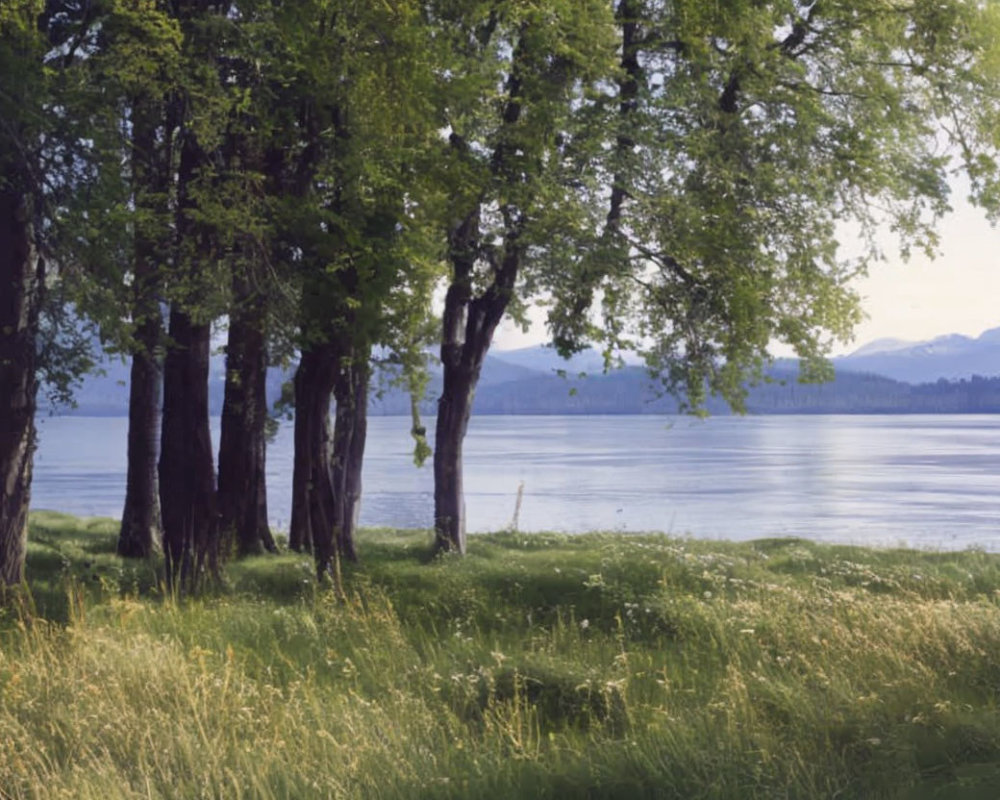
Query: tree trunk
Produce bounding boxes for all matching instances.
[157,114,221,590]
[433,212,518,554]
[117,310,162,558]
[118,100,164,559]
[432,52,526,553]
[0,185,42,588]
[159,306,217,589]
[433,289,513,553]
[288,357,311,554]
[290,339,368,579]
[218,271,275,557]
[433,365,473,554]
[290,344,337,560]
[330,349,369,564]
[342,359,368,557]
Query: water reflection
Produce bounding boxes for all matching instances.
[30,414,1000,551]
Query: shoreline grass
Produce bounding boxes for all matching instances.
[1,511,999,798]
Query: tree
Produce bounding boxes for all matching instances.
[117,94,168,560]
[98,5,184,559]
[211,6,282,559]
[156,0,233,589]
[217,248,278,557]
[552,0,1000,415]
[0,1,44,585]
[429,0,617,552]
[274,0,441,576]
[0,1,107,585]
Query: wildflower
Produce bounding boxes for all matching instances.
[580,619,590,630]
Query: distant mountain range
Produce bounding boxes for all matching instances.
[47,326,1000,416]
[831,326,1000,383]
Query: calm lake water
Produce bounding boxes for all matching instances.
[30,414,1000,551]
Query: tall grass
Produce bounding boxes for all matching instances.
[1,513,998,798]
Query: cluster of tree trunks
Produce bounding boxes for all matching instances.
[4,0,990,592]
[290,339,368,578]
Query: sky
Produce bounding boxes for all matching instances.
[843,194,999,353]
[492,189,999,357]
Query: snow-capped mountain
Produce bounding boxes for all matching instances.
[834,327,1000,383]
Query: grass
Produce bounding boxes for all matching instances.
[1,511,999,798]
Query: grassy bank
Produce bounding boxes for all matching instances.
[1,512,999,799]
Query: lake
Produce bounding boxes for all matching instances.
[29,414,1000,552]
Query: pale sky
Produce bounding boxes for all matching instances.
[843,195,999,354]
[493,192,999,356]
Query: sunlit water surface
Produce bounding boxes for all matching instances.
[30,414,1000,551]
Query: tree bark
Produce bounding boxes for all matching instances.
[0,184,42,588]
[433,363,473,554]
[118,309,162,558]
[432,42,526,553]
[342,359,368,558]
[159,306,217,589]
[330,348,369,565]
[218,271,276,557]
[118,99,164,559]
[433,294,510,554]
[433,212,519,553]
[288,356,312,554]
[158,130,218,591]
[289,344,337,558]
[290,339,368,578]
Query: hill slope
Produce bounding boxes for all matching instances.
[52,335,1000,417]
[834,326,1000,383]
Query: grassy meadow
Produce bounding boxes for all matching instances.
[1,511,999,798]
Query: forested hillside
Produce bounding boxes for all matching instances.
[56,353,1000,417]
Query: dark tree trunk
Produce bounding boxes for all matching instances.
[433,300,505,554]
[218,271,275,557]
[158,126,218,591]
[118,310,162,558]
[118,99,164,559]
[289,344,337,559]
[433,213,519,554]
[433,47,526,554]
[288,356,312,554]
[330,349,369,565]
[290,339,368,579]
[159,307,217,589]
[0,185,42,588]
[433,365,473,554]
[342,360,368,557]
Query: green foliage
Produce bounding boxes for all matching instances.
[4,515,1000,798]
[550,0,1000,414]
[0,1,129,399]
[430,0,617,287]
[3,0,998,415]
[254,0,445,390]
